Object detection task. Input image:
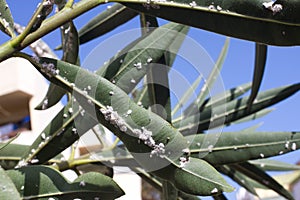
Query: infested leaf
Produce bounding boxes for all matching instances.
[100,22,187,94]
[22,22,188,164]
[27,55,235,196]
[171,157,234,196]
[186,131,300,165]
[176,83,300,134]
[122,0,300,46]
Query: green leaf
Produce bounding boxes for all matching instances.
[240,122,264,132]
[134,167,201,200]
[180,37,229,118]
[203,82,252,109]
[0,142,62,169]
[181,82,251,119]
[227,108,274,125]
[176,83,300,134]
[172,157,234,196]
[35,84,66,110]
[249,159,300,171]
[0,167,21,200]
[6,165,124,199]
[122,0,300,46]
[147,57,172,122]
[141,15,172,122]
[230,162,294,200]
[61,21,79,64]
[195,37,229,111]
[28,56,235,196]
[101,22,187,94]
[79,3,138,44]
[172,74,202,117]
[134,26,189,109]
[218,165,258,196]
[247,43,268,111]
[186,131,300,165]
[0,1,14,37]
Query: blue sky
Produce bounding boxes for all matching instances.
[3,1,300,199]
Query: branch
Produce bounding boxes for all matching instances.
[0,0,106,62]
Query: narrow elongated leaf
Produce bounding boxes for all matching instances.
[6,166,124,199]
[134,26,189,109]
[134,167,201,200]
[227,108,274,125]
[230,162,294,200]
[61,21,79,64]
[218,165,258,196]
[147,57,172,122]
[0,1,14,37]
[172,75,202,117]
[195,38,229,110]
[181,82,251,119]
[186,131,300,165]
[240,122,264,132]
[102,22,187,94]
[249,159,300,171]
[203,82,252,109]
[0,167,21,200]
[176,83,300,134]
[247,43,268,111]
[122,0,300,46]
[172,157,234,196]
[79,3,138,44]
[35,84,66,110]
[181,38,229,118]
[28,57,234,196]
